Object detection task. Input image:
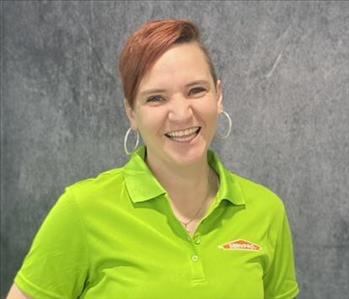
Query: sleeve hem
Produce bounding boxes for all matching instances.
[15,272,65,299]
[268,284,300,299]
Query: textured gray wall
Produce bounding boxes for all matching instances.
[1,1,349,298]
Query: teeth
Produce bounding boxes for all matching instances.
[166,127,199,138]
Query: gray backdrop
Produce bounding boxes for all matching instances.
[1,1,349,298]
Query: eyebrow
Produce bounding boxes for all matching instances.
[139,80,210,97]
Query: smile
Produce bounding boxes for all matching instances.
[164,127,201,142]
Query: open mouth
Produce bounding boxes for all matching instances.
[164,126,201,143]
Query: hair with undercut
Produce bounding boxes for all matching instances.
[118,19,218,108]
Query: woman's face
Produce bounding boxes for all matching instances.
[125,42,223,168]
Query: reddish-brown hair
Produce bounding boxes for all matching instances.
[118,19,217,108]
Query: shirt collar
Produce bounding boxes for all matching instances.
[123,146,245,206]
[207,150,245,206]
[123,146,166,203]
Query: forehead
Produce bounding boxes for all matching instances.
[138,42,212,92]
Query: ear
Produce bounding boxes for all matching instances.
[215,80,224,113]
[124,99,138,129]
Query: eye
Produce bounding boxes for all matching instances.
[189,87,207,97]
[146,95,164,103]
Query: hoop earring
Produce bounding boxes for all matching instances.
[217,110,232,139]
[124,128,140,155]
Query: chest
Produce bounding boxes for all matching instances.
[80,202,271,299]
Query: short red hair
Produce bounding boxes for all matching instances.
[118,19,217,108]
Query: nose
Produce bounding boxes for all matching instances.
[168,95,193,123]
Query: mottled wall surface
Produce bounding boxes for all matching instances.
[1,1,348,298]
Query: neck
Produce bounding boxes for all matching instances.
[145,150,218,212]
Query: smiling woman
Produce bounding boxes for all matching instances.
[7,19,300,299]
[125,41,222,172]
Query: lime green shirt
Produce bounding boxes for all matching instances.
[15,146,299,299]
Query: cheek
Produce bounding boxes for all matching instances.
[196,102,219,123]
[136,109,166,135]
[202,106,220,134]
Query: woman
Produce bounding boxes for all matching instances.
[7,19,299,299]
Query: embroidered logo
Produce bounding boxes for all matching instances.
[218,239,262,252]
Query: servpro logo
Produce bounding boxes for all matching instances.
[218,239,262,252]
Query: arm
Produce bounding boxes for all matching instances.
[6,284,31,299]
[10,190,89,298]
[263,206,299,299]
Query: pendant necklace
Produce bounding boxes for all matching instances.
[179,170,219,233]
[180,195,209,232]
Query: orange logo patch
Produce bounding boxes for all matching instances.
[218,239,262,252]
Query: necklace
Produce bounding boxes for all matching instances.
[179,171,218,232]
[180,195,209,231]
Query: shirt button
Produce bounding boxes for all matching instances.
[191,255,199,262]
[194,238,201,245]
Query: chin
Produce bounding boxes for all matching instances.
[166,143,208,167]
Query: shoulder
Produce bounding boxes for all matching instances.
[227,172,291,242]
[230,172,286,215]
[63,167,126,206]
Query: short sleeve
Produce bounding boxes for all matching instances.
[14,189,89,299]
[263,208,300,299]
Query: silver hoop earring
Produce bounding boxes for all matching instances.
[124,128,140,155]
[217,111,232,139]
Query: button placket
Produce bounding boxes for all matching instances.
[188,233,206,282]
[191,234,201,261]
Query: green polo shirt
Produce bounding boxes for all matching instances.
[15,146,299,299]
